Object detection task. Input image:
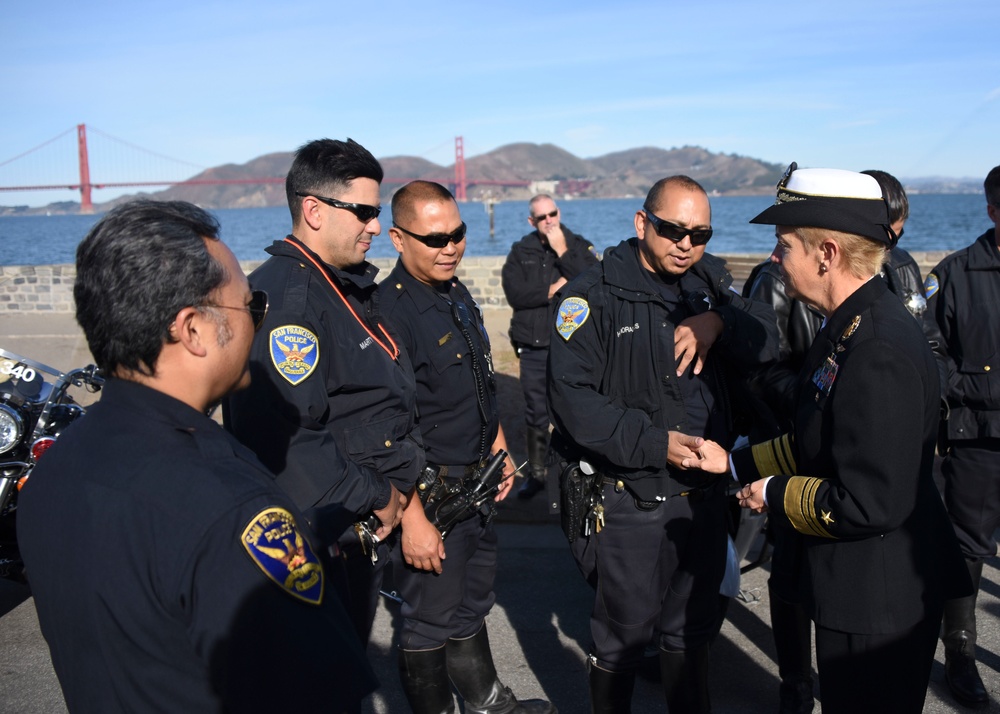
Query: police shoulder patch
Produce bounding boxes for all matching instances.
[242,507,324,605]
[924,272,940,299]
[556,297,590,341]
[269,325,319,385]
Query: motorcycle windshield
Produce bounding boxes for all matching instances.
[0,349,62,405]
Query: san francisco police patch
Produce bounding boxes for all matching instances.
[242,507,324,605]
[270,325,319,385]
[556,297,590,341]
[924,273,940,299]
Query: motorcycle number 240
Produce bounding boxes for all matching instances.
[0,360,36,383]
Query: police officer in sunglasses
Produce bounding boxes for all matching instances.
[224,138,425,649]
[547,176,778,712]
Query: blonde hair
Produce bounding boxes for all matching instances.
[795,226,885,279]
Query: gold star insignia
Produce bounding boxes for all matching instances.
[820,510,835,526]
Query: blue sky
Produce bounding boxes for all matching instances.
[3,0,998,207]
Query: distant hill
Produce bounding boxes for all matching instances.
[0,143,983,215]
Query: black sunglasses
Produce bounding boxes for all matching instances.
[642,208,713,246]
[532,209,558,222]
[393,222,467,248]
[202,289,269,331]
[295,191,381,223]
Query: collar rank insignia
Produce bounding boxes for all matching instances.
[242,507,324,605]
[820,510,835,526]
[269,325,319,385]
[557,297,590,341]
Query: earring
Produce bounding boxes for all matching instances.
[819,264,828,273]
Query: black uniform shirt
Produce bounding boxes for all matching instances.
[379,260,499,465]
[18,379,376,713]
[224,236,424,515]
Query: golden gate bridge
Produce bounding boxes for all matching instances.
[0,125,531,213]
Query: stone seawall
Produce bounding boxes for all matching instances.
[0,252,954,313]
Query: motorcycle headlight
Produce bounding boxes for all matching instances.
[0,404,24,455]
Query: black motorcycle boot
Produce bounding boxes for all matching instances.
[942,559,989,709]
[445,624,556,714]
[588,660,635,714]
[768,585,815,714]
[517,426,549,500]
[399,645,456,714]
[659,645,712,714]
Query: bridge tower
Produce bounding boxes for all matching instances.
[77,124,93,214]
[454,136,467,202]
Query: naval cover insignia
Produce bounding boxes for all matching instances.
[242,507,324,605]
[270,325,319,385]
[557,297,590,341]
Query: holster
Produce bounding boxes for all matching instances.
[416,451,508,539]
[559,462,600,543]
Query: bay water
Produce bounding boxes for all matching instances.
[0,194,989,267]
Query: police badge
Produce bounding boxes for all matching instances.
[269,325,319,385]
[242,507,324,605]
[556,297,590,341]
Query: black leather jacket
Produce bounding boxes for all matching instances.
[501,226,598,348]
[924,229,1000,441]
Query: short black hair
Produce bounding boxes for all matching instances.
[285,138,384,224]
[862,169,909,224]
[985,165,1000,208]
[391,180,456,228]
[644,175,708,213]
[74,200,226,376]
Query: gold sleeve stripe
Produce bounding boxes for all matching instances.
[783,476,835,539]
[751,434,797,478]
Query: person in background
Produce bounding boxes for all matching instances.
[548,176,777,712]
[379,180,555,714]
[501,194,598,501]
[683,165,969,714]
[923,164,1000,709]
[741,167,922,713]
[224,138,424,646]
[19,200,376,712]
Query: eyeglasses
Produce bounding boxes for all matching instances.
[642,208,713,246]
[532,209,558,222]
[393,222,467,248]
[295,191,381,223]
[202,289,269,331]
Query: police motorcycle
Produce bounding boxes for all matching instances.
[0,348,104,581]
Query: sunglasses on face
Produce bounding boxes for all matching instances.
[202,289,269,331]
[642,208,713,246]
[393,222,467,248]
[295,191,382,223]
[532,209,559,222]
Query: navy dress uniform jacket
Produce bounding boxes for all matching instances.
[18,379,376,713]
[224,236,424,519]
[548,238,779,500]
[732,278,970,634]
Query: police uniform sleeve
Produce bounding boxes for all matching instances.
[502,241,552,310]
[923,266,963,404]
[548,288,669,470]
[736,339,928,539]
[224,309,393,514]
[182,495,378,710]
[710,287,780,368]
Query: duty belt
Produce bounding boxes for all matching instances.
[432,463,480,480]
